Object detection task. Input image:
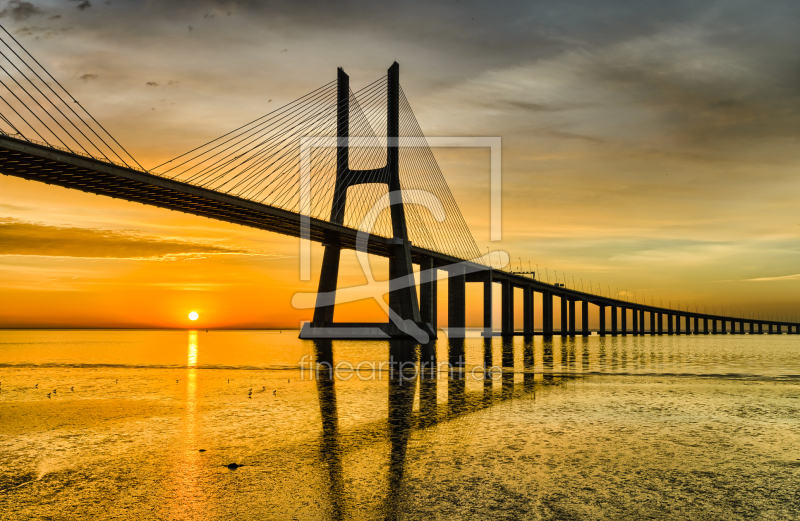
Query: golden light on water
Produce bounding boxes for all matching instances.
[188,311,199,321]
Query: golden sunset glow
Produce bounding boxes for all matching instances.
[0,3,797,329]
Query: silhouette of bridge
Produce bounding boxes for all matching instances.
[0,27,797,339]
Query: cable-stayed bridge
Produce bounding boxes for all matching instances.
[0,27,797,341]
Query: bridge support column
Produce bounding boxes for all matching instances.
[703,318,709,334]
[419,256,438,332]
[632,308,638,335]
[482,272,492,337]
[650,311,656,335]
[611,306,618,336]
[668,314,674,335]
[758,322,763,334]
[599,305,606,336]
[523,287,534,336]
[749,322,755,334]
[739,321,745,334]
[621,307,627,336]
[694,317,699,334]
[560,296,568,336]
[568,299,576,335]
[582,300,589,336]
[501,281,513,336]
[640,309,645,335]
[712,319,718,334]
[542,291,553,335]
[447,265,466,339]
[721,319,727,334]
[657,313,663,335]
[768,323,774,334]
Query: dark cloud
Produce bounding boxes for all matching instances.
[0,218,254,260]
[74,0,92,11]
[0,0,43,21]
[146,81,158,86]
[79,73,98,81]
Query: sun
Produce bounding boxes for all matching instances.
[188,311,199,321]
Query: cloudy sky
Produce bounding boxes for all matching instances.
[0,0,798,327]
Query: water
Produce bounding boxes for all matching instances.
[1,330,799,519]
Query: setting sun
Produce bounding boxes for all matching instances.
[188,311,199,321]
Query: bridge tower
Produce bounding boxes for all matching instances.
[300,63,434,340]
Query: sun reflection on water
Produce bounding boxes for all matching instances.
[164,330,204,517]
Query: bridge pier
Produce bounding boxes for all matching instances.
[721,319,727,335]
[668,314,674,335]
[611,305,618,336]
[694,317,699,335]
[703,318,709,335]
[712,319,718,335]
[632,308,639,335]
[447,265,466,339]
[560,295,568,336]
[621,307,627,336]
[542,291,553,336]
[768,323,774,334]
[657,313,663,335]
[419,256,438,332]
[640,309,646,336]
[482,272,492,337]
[758,322,763,334]
[501,281,513,336]
[650,311,656,335]
[599,304,606,336]
[523,287,534,336]
[582,300,590,336]
[568,299,576,335]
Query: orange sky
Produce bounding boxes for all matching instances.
[1,1,799,328]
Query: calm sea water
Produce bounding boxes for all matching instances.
[1,330,799,520]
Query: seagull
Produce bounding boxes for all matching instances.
[47,393,51,398]
[176,379,179,383]
[262,386,266,391]
[273,390,277,395]
[35,383,38,388]
[71,386,74,391]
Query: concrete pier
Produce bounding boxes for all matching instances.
[501,281,513,336]
[523,288,534,336]
[582,300,590,336]
[542,291,553,336]
[447,265,466,339]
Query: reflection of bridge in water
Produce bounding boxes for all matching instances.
[0,27,797,338]
[311,338,577,519]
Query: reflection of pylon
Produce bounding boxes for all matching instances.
[301,63,433,341]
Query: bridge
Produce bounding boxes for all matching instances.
[0,27,797,340]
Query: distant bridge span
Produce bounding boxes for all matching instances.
[1,133,797,338]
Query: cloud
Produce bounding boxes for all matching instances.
[73,0,91,12]
[79,73,98,81]
[0,0,42,21]
[741,274,800,282]
[0,218,275,261]
[146,81,158,87]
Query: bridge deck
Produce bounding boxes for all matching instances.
[1,135,796,329]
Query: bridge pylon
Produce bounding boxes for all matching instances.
[299,63,436,341]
